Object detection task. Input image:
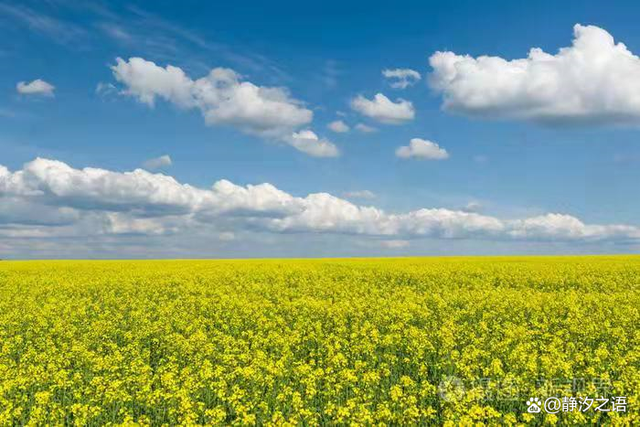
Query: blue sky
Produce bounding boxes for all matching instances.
[2,0,640,258]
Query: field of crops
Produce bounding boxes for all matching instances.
[0,257,638,425]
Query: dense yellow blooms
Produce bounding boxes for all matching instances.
[0,256,638,425]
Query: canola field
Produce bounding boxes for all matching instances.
[0,257,638,426]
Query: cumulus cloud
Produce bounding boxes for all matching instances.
[142,155,172,171]
[396,138,449,160]
[462,201,483,213]
[328,120,349,133]
[429,24,640,125]
[111,57,311,135]
[507,213,640,241]
[110,57,338,156]
[382,68,421,89]
[16,79,55,97]
[350,93,415,124]
[287,130,340,157]
[2,158,640,249]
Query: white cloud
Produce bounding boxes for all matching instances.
[110,57,332,156]
[462,201,483,213]
[382,68,421,89]
[508,213,640,241]
[350,93,415,124]
[343,190,376,200]
[142,155,172,170]
[96,82,118,97]
[328,120,349,133]
[396,138,449,160]
[112,58,312,135]
[0,158,303,231]
[16,79,55,97]
[2,158,640,249]
[429,24,640,125]
[0,3,87,45]
[287,130,339,157]
[355,123,377,133]
[97,23,133,43]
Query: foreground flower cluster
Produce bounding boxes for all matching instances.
[0,257,638,425]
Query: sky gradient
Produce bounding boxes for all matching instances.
[2,0,640,258]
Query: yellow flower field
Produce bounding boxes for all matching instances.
[0,257,638,425]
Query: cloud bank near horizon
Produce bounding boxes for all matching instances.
[1,158,639,256]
